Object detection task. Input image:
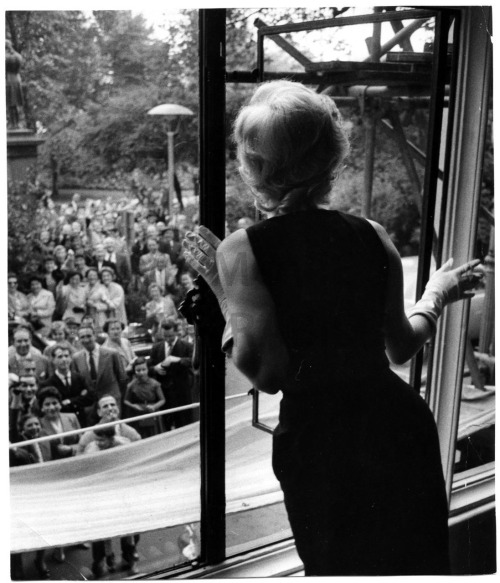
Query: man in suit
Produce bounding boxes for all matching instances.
[138,237,171,276]
[72,325,127,421]
[159,227,184,267]
[89,243,114,274]
[8,326,50,382]
[41,344,94,426]
[142,255,178,296]
[149,321,194,429]
[103,236,132,291]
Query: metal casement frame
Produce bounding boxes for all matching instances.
[409,9,454,393]
[194,5,493,572]
[426,6,492,501]
[198,8,227,566]
[255,8,436,81]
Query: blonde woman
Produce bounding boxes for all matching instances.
[183,80,483,576]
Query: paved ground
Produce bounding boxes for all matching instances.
[12,362,290,581]
[15,503,291,581]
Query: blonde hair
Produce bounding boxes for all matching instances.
[234,80,349,214]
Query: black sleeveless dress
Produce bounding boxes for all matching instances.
[246,209,450,575]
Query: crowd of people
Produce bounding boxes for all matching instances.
[8,191,211,579]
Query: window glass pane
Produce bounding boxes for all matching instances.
[8,9,201,578]
[453,104,495,475]
[225,361,292,555]
[224,6,442,558]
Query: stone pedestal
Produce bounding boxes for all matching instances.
[7,129,45,183]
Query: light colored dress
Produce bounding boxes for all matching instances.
[60,284,88,323]
[86,282,110,331]
[8,291,31,320]
[104,281,128,326]
[27,289,56,336]
[145,295,178,324]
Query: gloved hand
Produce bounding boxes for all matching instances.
[425,258,483,305]
[182,226,227,316]
[407,258,483,331]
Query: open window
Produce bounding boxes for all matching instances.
[8,6,493,578]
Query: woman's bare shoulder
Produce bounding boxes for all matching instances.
[217,229,256,269]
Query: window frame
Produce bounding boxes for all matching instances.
[171,6,494,575]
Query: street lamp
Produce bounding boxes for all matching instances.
[147,103,194,216]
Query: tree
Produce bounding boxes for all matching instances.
[6,11,109,131]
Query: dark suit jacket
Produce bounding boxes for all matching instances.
[41,371,94,425]
[159,240,183,264]
[40,412,81,459]
[71,346,127,404]
[149,339,193,403]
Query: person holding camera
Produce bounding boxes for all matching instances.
[9,374,40,442]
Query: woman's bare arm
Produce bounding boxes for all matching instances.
[216,229,290,394]
[368,220,482,365]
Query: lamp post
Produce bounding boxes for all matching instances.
[147,103,194,216]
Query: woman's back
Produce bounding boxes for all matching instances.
[246,209,389,383]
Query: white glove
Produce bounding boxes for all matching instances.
[407,258,483,332]
[182,226,227,317]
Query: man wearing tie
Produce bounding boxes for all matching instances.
[90,243,114,274]
[149,321,194,429]
[138,237,171,276]
[72,326,127,420]
[41,344,94,426]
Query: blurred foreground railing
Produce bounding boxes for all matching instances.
[10,391,250,449]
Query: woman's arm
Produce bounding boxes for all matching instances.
[152,385,166,411]
[106,283,124,310]
[216,230,290,394]
[35,290,56,318]
[368,220,482,365]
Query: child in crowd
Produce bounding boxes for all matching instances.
[123,357,165,438]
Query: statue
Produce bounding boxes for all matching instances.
[6,40,25,129]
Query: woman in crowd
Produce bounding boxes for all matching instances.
[38,386,81,460]
[88,218,106,247]
[59,270,87,324]
[144,283,178,334]
[12,413,53,579]
[53,244,73,274]
[8,272,31,322]
[183,80,483,576]
[123,357,165,438]
[101,266,128,326]
[26,275,56,337]
[85,267,110,332]
[17,413,52,463]
[102,318,137,374]
[37,386,82,564]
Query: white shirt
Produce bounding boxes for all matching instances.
[55,369,72,386]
